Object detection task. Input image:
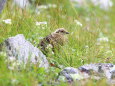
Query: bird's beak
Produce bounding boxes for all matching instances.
[66,32,69,34]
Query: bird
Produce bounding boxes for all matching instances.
[38,28,69,54]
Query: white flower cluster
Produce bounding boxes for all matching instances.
[36,21,47,26]
[46,44,53,49]
[74,20,82,27]
[37,4,57,9]
[2,19,12,24]
[97,37,109,42]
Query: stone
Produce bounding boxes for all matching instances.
[13,0,30,9]
[0,0,7,13]
[3,34,49,69]
[58,63,115,85]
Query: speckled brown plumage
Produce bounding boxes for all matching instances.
[38,28,69,54]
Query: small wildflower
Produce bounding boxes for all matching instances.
[47,15,51,18]
[58,76,66,82]
[8,66,14,70]
[12,62,20,67]
[84,45,89,49]
[61,15,66,19]
[38,37,43,40]
[42,27,46,30]
[109,1,113,7]
[37,4,57,9]
[9,56,16,62]
[85,17,90,21]
[37,5,48,9]
[97,37,109,42]
[46,44,53,49]
[36,11,41,15]
[36,21,47,26]
[105,50,113,57]
[47,4,57,8]
[72,48,76,52]
[74,20,82,27]
[51,51,54,55]
[71,32,74,35]
[2,19,12,24]
[11,78,18,84]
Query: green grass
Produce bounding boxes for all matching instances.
[0,0,115,86]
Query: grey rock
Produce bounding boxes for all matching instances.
[58,67,79,82]
[13,0,30,9]
[0,0,7,13]
[58,63,115,85]
[59,67,79,75]
[4,34,49,69]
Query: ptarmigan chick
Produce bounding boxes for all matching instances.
[38,28,69,54]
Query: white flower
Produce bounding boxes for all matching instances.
[37,5,48,9]
[46,44,53,49]
[72,48,76,52]
[47,15,51,18]
[58,76,66,82]
[11,79,18,84]
[84,45,89,48]
[2,19,12,24]
[47,4,57,8]
[38,37,43,40]
[36,10,41,15]
[37,4,57,10]
[8,66,14,70]
[51,51,54,55]
[36,21,47,26]
[74,20,82,27]
[85,17,90,21]
[97,37,109,42]
[9,56,16,62]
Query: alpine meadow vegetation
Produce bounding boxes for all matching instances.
[0,0,115,86]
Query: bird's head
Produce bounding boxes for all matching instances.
[54,28,69,35]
